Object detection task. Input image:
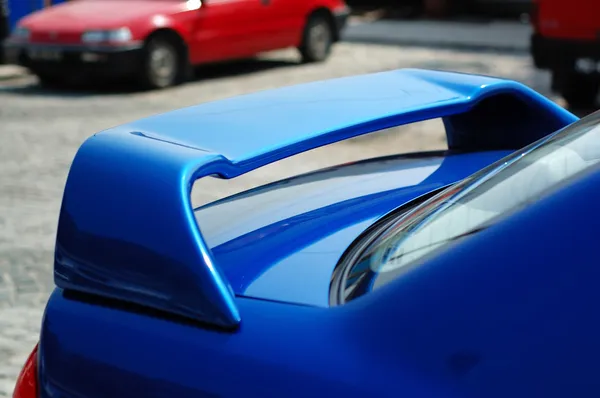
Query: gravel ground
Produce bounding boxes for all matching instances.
[0,41,556,395]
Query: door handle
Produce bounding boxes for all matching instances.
[260,0,270,5]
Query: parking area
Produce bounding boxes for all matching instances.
[0,38,556,395]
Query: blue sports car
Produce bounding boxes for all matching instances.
[13,68,600,398]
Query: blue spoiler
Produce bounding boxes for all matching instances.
[54,69,577,329]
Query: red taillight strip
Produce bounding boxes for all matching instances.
[13,344,39,398]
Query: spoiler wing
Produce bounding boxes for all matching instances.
[54,69,577,328]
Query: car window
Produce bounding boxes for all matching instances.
[332,112,600,305]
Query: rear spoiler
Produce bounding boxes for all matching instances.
[54,69,577,329]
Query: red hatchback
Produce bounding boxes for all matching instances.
[3,0,350,89]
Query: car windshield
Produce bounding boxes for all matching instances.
[337,112,600,304]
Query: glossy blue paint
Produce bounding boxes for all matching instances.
[349,164,600,398]
[39,289,451,398]
[35,70,600,398]
[196,150,512,307]
[39,162,600,398]
[53,68,577,329]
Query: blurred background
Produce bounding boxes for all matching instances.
[0,0,595,395]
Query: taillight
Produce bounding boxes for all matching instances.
[13,344,39,398]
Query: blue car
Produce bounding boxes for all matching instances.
[14,68,600,398]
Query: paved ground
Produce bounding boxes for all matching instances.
[0,40,558,395]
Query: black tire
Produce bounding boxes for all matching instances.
[298,13,334,63]
[138,35,182,90]
[557,70,600,109]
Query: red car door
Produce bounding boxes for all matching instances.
[188,0,274,64]
[255,0,306,52]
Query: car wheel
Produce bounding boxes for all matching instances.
[139,36,180,90]
[558,71,600,109]
[299,13,333,63]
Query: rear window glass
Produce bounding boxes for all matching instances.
[333,112,600,305]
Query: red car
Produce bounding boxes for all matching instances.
[3,0,349,89]
[530,0,600,107]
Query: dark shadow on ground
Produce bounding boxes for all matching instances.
[196,58,296,79]
[349,4,529,22]
[341,36,529,55]
[0,58,297,97]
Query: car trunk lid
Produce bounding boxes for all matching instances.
[194,150,511,307]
